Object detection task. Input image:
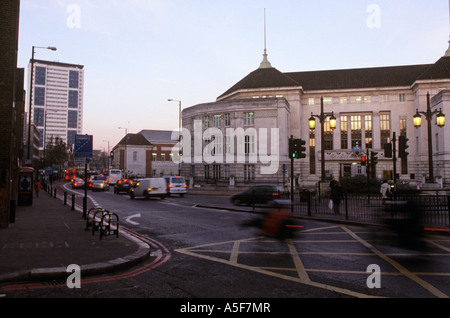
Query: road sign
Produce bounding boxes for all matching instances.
[74,134,93,158]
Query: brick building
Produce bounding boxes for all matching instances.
[0,0,21,227]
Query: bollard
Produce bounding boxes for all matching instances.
[64,192,67,205]
[54,188,57,198]
[71,194,75,211]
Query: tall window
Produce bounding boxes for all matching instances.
[365,115,372,148]
[69,70,79,88]
[400,118,408,174]
[213,114,222,127]
[224,113,231,126]
[244,165,255,181]
[35,66,46,85]
[244,112,255,125]
[351,115,362,148]
[380,113,390,148]
[67,110,78,128]
[68,90,78,108]
[340,116,348,149]
[323,118,333,150]
[244,135,255,154]
[203,116,210,128]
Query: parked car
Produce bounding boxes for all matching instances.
[129,178,167,200]
[164,176,187,197]
[231,185,287,206]
[71,178,85,189]
[114,178,133,194]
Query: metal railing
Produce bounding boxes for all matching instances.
[293,190,450,228]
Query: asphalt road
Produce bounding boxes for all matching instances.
[5,184,450,301]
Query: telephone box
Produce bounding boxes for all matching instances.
[18,167,34,206]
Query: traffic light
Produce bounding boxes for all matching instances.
[297,139,306,159]
[371,151,378,167]
[289,138,296,159]
[384,143,392,158]
[289,138,306,159]
[361,155,367,166]
[399,136,409,158]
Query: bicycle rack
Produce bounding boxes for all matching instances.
[99,212,119,240]
[92,209,110,236]
[85,206,102,231]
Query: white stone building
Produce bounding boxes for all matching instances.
[181,44,450,189]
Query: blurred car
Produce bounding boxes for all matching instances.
[164,176,187,197]
[90,179,109,191]
[231,185,287,206]
[71,178,85,189]
[114,178,133,194]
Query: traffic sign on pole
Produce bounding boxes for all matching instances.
[74,134,93,158]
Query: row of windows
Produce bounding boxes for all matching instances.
[201,164,255,181]
[34,67,80,89]
[33,107,80,129]
[202,112,255,128]
[308,94,407,105]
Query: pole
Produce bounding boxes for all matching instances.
[320,97,325,182]
[290,136,294,212]
[427,93,434,182]
[83,161,88,219]
[393,132,397,184]
[27,47,35,161]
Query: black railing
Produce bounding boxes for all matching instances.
[293,190,450,228]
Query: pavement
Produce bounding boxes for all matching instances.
[0,185,150,283]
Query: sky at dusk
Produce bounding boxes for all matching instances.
[17,0,450,150]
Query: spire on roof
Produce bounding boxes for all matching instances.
[259,9,272,69]
[446,1,450,56]
[445,37,450,57]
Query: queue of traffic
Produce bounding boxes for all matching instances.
[69,171,188,199]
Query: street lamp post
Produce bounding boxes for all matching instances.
[309,97,337,182]
[27,46,57,162]
[168,99,182,175]
[413,92,446,183]
[118,127,128,177]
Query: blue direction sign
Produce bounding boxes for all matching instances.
[74,134,93,158]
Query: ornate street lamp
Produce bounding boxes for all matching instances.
[309,97,337,182]
[413,92,446,182]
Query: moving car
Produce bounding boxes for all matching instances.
[129,178,167,200]
[90,175,110,191]
[231,185,287,206]
[114,178,133,194]
[164,176,187,197]
[71,178,85,189]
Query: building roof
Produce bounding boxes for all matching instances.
[32,59,84,69]
[116,133,152,147]
[217,56,450,99]
[138,130,178,143]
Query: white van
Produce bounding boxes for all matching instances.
[164,176,187,197]
[108,169,123,185]
[129,178,167,200]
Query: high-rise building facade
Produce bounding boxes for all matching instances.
[28,59,84,150]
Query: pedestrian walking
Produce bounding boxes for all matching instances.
[330,180,342,214]
[34,180,42,198]
[380,180,390,200]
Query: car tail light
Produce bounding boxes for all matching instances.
[184,184,187,188]
[147,187,152,192]
[168,184,172,188]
